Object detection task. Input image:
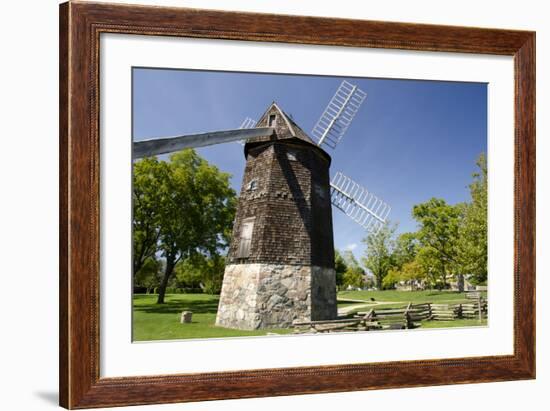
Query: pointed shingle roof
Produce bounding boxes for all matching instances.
[254,102,316,145]
[244,102,330,164]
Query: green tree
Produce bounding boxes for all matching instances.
[382,268,401,289]
[415,247,443,289]
[383,259,426,289]
[174,256,202,290]
[392,232,419,269]
[362,223,396,289]
[342,266,364,289]
[133,149,237,304]
[134,257,162,294]
[457,153,488,284]
[175,253,227,294]
[412,198,460,289]
[342,249,361,269]
[400,259,426,283]
[132,158,169,276]
[201,254,227,294]
[363,275,376,289]
[340,250,365,289]
[334,249,348,289]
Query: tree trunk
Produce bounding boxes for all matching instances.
[157,257,175,304]
[376,261,383,290]
[440,262,446,290]
[133,246,147,280]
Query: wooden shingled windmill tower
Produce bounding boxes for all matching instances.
[134,80,391,330]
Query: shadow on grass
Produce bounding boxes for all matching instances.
[134,297,220,315]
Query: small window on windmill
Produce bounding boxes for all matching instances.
[268,114,277,127]
[286,150,298,161]
[246,179,258,191]
[237,218,255,258]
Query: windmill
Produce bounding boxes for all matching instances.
[133,80,390,330]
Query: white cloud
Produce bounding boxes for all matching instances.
[345,243,358,251]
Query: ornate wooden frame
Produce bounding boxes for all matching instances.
[59,1,535,408]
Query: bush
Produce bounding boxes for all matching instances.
[202,280,222,295]
[164,287,205,294]
[342,267,364,289]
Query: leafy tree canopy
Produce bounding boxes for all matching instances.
[360,153,487,291]
[412,198,461,288]
[176,253,226,294]
[334,249,348,288]
[393,232,419,269]
[362,223,396,289]
[342,266,365,289]
[133,158,170,276]
[134,257,162,294]
[133,149,236,303]
[457,153,488,284]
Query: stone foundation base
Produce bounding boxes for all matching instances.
[215,263,336,330]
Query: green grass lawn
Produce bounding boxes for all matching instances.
[420,318,487,328]
[133,294,293,341]
[338,289,486,305]
[134,290,488,341]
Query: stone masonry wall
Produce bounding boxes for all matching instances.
[216,263,336,330]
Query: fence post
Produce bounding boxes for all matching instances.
[362,309,374,331]
[405,302,412,329]
[477,298,482,323]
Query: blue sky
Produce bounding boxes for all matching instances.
[133,68,487,261]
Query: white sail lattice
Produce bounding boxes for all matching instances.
[311,80,367,149]
[237,117,257,145]
[330,171,390,233]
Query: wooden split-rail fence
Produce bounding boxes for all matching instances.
[429,291,488,322]
[291,292,487,334]
[292,305,412,334]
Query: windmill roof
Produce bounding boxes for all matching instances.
[244,102,330,163]
[255,102,317,145]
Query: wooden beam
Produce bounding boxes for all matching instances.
[133,127,275,158]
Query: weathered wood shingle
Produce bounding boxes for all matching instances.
[228,103,335,269]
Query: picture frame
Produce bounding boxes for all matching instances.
[59,1,535,409]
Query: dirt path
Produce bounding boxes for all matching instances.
[338,303,373,315]
[337,298,373,303]
[337,299,401,316]
[338,298,400,306]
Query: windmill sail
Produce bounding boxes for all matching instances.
[311,80,367,149]
[330,172,391,233]
[133,127,274,159]
[239,117,257,129]
[237,117,257,145]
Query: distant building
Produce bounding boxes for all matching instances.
[395,279,426,291]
